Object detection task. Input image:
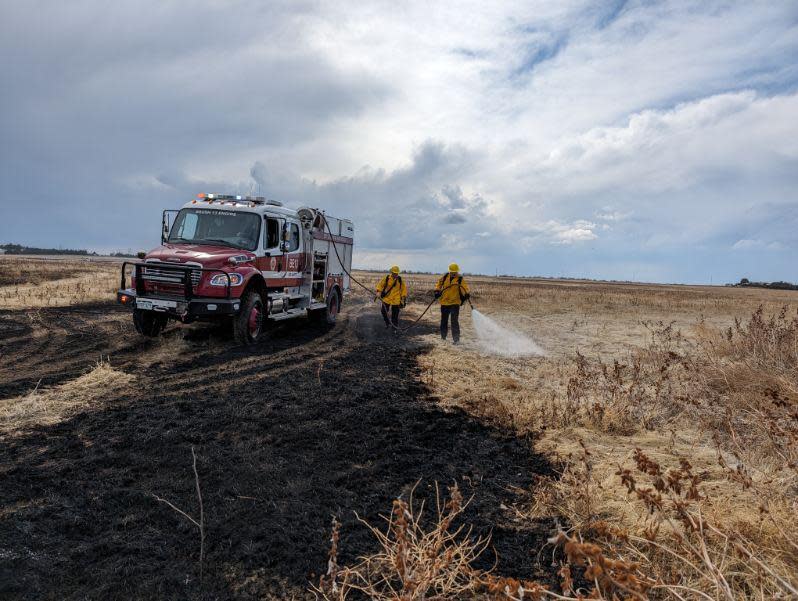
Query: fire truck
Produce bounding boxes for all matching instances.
[117,193,354,344]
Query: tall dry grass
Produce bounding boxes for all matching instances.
[523,307,798,598]
[0,257,120,308]
[314,484,494,600]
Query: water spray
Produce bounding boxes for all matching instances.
[469,303,546,358]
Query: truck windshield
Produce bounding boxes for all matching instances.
[168,208,261,251]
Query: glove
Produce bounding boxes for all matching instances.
[434,290,441,299]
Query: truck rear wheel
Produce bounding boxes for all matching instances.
[310,290,340,325]
[133,309,168,337]
[234,291,265,345]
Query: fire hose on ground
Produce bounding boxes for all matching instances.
[322,217,472,333]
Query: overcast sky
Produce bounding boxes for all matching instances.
[1,1,797,283]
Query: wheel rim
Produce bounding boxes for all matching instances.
[329,295,338,317]
[248,302,262,338]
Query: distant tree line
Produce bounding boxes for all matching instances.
[0,244,136,258]
[733,277,798,291]
[0,243,97,256]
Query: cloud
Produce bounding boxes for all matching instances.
[595,209,632,222]
[247,141,498,256]
[732,239,784,251]
[510,29,570,79]
[498,90,798,266]
[443,213,467,224]
[532,91,798,195]
[555,227,598,244]
[518,219,599,249]
[594,0,629,30]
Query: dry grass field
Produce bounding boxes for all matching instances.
[343,271,798,600]
[0,256,120,308]
[0,256,796,599]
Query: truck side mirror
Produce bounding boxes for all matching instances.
[161,209,180,243]
[161,211,171,243]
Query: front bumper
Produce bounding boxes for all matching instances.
[117,289,240,317]
[118,260,239,319]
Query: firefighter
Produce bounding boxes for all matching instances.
[434,263,470,344]
[375,265,407,332]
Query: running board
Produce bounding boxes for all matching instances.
[269,308,306,321]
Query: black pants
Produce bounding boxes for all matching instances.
[440,304,460,341]
[381,302,400,328]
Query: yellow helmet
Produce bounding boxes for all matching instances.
[448,263,459,272]
[390,265,400,274]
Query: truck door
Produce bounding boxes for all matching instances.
[283,220,303,275]
[257,215,283,273]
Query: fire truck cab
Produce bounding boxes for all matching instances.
[117,193,354,344]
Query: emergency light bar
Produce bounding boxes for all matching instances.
[194,193,283,207]
[197,193,266,202]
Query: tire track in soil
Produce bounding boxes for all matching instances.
[0,305,143,397]
[0,299,558,600]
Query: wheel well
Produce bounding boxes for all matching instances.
[244,273,268,298]
[329,285,342,304]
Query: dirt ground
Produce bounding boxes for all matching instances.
[0,296,557,600]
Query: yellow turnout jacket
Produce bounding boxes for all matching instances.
[376,274,407,306]
[435,272,469,306]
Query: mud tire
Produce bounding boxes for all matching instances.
[133,310,168,337]
[310,289,341,325]
[234,291,265,345]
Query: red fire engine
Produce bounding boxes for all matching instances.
[117,193,354,344]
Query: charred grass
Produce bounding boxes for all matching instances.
[0,296,556,599]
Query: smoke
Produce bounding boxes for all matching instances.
[471,310,546,358]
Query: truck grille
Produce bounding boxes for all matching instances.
[141,265,201,286]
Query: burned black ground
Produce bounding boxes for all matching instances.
[0,299,557,599]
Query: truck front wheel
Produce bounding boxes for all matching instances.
[234,291,265,345]
[133,309,168,337]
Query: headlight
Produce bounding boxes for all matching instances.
[209,273,243,286]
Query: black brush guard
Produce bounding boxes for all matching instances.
[117,261,239,317]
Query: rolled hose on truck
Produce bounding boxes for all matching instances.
[322,218,473,333]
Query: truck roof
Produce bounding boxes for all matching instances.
[180,194,297,218]
[180,194,354,237]
[180,194,352,228]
